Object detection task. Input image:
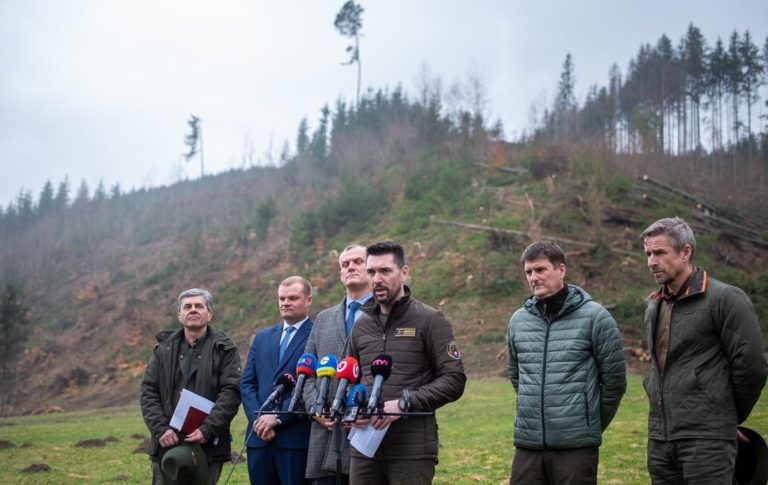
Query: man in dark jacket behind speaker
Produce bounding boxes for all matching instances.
[641,217,767,484]
[347,241,467,485]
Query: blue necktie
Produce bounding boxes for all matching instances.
[279,326,296,360]
[345,301,362,336]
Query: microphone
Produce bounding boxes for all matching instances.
[260,372,296,411]
[329,357,360,417]
[343,383,369,423]
[311,354,338,416]
[286,353,317,413]
[366,355,393,414]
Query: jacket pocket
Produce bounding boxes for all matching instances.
[583,391,590,426]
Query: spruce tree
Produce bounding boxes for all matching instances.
[0,283,30,413]
[738,30,763,140]
[37,180,54,216]
[334,1,364,105]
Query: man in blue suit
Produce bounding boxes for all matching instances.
[241,275,315,485]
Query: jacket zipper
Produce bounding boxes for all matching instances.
[659,372,666,440]
[377,312,390,354]
[541,318,551,449]
[660,300,669,440]
[583,391,590,426]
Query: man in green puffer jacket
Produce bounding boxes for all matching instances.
[641,217,767,484]
[507,241,626,484]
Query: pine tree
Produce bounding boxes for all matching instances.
[656,34,676,153]
[53,177,70,211]
[109,183,122,199]
[726,31,743,146]
[707,38,728,152]
[682,23,708,152]
[296,117,310,155]
[93,180,107,203]
[0,283,30,413]
[183,114,204,178]
[554,53,577,139]
[608,63,622,151]
[15,190,34,225]
[73,179,91,208]
[37,180,54,216]
[334,1,364,106]
[310,105,330,166]
[738,30,763,141]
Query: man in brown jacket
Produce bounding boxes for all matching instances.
[347,241,467,485]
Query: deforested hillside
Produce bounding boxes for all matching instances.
[2,81,767,415]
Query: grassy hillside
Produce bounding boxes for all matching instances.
[1,89,767,415]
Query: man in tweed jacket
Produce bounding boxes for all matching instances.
[302,243,373,485]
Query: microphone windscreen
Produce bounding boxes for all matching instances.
[277,372,296,392]
[296,353,317,376]
[316,354,338,379]
[335,357,360,382]
[345,384,369,406]
[370,354,393,379]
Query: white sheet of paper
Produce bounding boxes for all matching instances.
[170,389,215,431]
[348,423,390,458]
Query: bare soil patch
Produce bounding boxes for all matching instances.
[21,463,51,473]
[75,438,106,448]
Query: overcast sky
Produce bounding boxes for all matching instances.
[1,0,766,208]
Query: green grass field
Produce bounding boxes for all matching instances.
[0,374,766,484]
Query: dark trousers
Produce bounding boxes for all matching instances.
[151,459,223,485]
[349,456,436,485]
[247,444,309,485]
[647,438,737,484]
[510,447,598,485]
[311,475,350,485]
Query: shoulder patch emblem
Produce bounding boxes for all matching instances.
[447,340,461,360]
[395,328,416,337]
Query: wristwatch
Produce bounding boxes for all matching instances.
[398,389,412,413]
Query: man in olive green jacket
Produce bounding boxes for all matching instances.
[140,288,242,485]
[642,217,767,484]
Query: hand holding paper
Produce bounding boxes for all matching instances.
[170,389,215,435]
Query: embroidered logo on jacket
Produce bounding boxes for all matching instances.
[447,340,461,360]
[394,328,416,337]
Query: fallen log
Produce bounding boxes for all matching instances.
[434,220,638,258]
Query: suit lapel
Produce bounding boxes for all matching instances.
[269,324,285,381]
[337,297,349,343]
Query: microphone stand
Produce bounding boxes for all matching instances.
[222,395,289,485]
[332,412,345,485]
[221,407,263,485]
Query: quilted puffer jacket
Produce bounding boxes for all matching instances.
[507,284,626,450]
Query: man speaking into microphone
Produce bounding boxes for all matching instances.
[348,241,467,485]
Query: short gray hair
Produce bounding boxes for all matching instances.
[177,288,214,311]
[341,243,367,254]
[641,217,696,260]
